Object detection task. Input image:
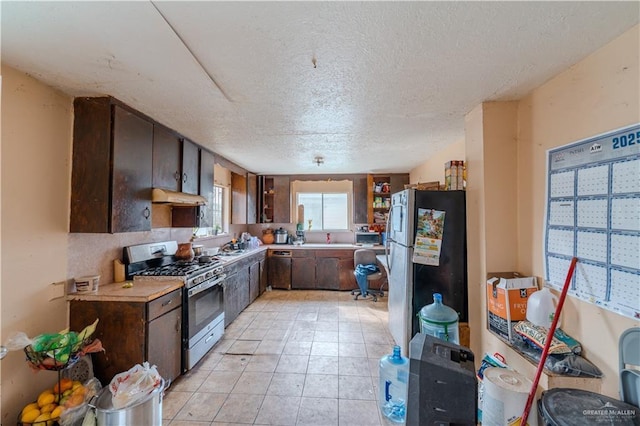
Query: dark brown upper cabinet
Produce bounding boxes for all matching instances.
[259,175,291,223]
[198,149,215,228]
[71,97,153,233]
[231,172,248,224]
[247,173,258,225]
[152,124,199,195]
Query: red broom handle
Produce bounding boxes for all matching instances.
[520,256,578,426]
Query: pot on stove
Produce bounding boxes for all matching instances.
[275,227,288,244]
[175,243,194,261]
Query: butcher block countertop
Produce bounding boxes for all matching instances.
[66,278,183,303]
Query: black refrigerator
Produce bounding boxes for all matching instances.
[386,189,468,352]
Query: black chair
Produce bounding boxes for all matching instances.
[351,249,385,302]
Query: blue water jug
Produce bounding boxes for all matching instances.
[418,293,460,344]
[379,345,409,423]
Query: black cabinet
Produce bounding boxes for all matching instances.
[71,97,153,233]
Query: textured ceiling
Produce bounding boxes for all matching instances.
[2,1,638,175]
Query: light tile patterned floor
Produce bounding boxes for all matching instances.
[163,290,398,425]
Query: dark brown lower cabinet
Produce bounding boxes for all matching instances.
[249,261,261,302]
[269,254,291,290]
[291,251,316,289]
[69,289,182,385]
[315,258,340,290]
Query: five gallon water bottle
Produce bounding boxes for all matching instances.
[418,293,460,344]
[379,345,409,423]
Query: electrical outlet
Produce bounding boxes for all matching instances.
[49,281,66,301]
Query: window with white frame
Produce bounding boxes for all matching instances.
[292,180,352,231]
[212,184,225,234]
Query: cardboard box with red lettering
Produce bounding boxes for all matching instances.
[486,272,538,341]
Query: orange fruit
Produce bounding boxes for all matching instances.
[53,378,73,394]
[64,394,84,408]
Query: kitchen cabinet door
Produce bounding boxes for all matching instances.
[231,172,248,224]
[71,97,153,233]
[249,261,261,303]
[224,271,241,327]
[111,105,153,232]
[268,256,291,290]
[352,174,369,224]
[291,257,316,289]
[147,305,182,384]
[259,259,267,295]
[338,257,358,290]
[237,265,251,313]
[272,176,291,223]
[181,138,199,195]
[198,149,215,228]
[316,258,340,290]
[152,127,198,195]
[247,172,258,224]
[152,124,181,192]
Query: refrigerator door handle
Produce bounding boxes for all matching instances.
[385,206,393,272]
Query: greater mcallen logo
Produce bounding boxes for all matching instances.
[590,143,603,153]
[583,401,637,421]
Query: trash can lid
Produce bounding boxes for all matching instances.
[539,388,639,426]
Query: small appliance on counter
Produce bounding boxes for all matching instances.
[355,232,381,246]
[275,227,288,244]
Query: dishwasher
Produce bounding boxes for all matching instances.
[268,250,292,290]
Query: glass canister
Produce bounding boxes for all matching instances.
[419,293,460,344]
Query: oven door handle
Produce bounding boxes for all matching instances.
[188,275,226,297]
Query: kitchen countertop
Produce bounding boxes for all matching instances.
[67,244,384,302]
[67,279,183,302]
[264,243,385,250]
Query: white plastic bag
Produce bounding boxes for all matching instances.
[109,362,162,409]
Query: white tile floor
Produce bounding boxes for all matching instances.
[162,290,398,425]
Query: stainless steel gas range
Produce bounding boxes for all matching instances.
[124,241,226,372]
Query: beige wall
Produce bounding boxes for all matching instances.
[409,139,465,185]
[466,25,639,401]
[1,66,73,422]
[0,65,238,422]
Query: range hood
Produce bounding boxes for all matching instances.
[152,188,207,206]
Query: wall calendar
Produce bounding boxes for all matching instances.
[544,123,640,320]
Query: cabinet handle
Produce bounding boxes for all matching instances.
[200,209,205,219]
[143,207,151,219]
[176,318,180,332]
[162,299,172,307]
[174,171,180,182]
[183,173,188,183]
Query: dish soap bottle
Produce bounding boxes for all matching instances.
[379,345,409,423]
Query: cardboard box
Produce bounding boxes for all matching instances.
[487,272,538,341]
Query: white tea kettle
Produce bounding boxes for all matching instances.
[526,287,559,328]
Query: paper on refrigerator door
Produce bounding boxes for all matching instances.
[412,208,445,266]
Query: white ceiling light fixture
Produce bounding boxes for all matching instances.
[314,156,324,166]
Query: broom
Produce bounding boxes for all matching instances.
[520,256,578,425]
